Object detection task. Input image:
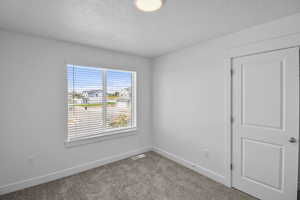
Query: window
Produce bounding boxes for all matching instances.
[67,64,136,142]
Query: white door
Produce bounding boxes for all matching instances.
[232,47,299,200]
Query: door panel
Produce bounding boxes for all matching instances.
[241,61,283,129]
[232,47,299,200]
[242,138,283,190]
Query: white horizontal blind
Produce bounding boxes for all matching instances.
[67,65,136,141]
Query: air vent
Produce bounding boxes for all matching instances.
[131,154,146,160]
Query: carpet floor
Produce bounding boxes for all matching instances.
[0,151,257,200]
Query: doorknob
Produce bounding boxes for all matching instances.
[289,137,297,143]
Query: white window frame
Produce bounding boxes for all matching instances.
[65,64,137,147]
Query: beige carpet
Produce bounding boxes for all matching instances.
[0,151,257,200]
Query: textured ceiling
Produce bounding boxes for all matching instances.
[0,0,300,57]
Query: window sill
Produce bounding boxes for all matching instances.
[64,128,138,148]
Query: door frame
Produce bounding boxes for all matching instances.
[224,32,300,188]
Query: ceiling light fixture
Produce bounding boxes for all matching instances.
[135,0,165,12]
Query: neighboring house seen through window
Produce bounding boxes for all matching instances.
[67,64,136,142]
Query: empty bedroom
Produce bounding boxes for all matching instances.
[1,0,300,200]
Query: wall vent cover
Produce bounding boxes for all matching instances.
[131,154,146,160]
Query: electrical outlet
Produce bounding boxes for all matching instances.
[28,154,38,164]
[203,149,209,159]
[28,156,34,164]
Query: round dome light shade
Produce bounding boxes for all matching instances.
[135,0,164,12]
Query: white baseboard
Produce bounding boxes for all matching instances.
[0,146,228,195]
[0,146,151,195]
[152,147,227,186]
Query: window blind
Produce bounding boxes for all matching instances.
[67,64,136,142]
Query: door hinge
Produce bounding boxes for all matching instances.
[230,68,234,76]
[230,164,233,170]
[231,116,234,124]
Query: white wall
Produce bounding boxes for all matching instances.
[1,12,300,194]
[152,13,300,185]
[0,30,152,193]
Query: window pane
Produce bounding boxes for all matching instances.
[67,65,136,142]
[106,70,133,129]
[68,65,104,140]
